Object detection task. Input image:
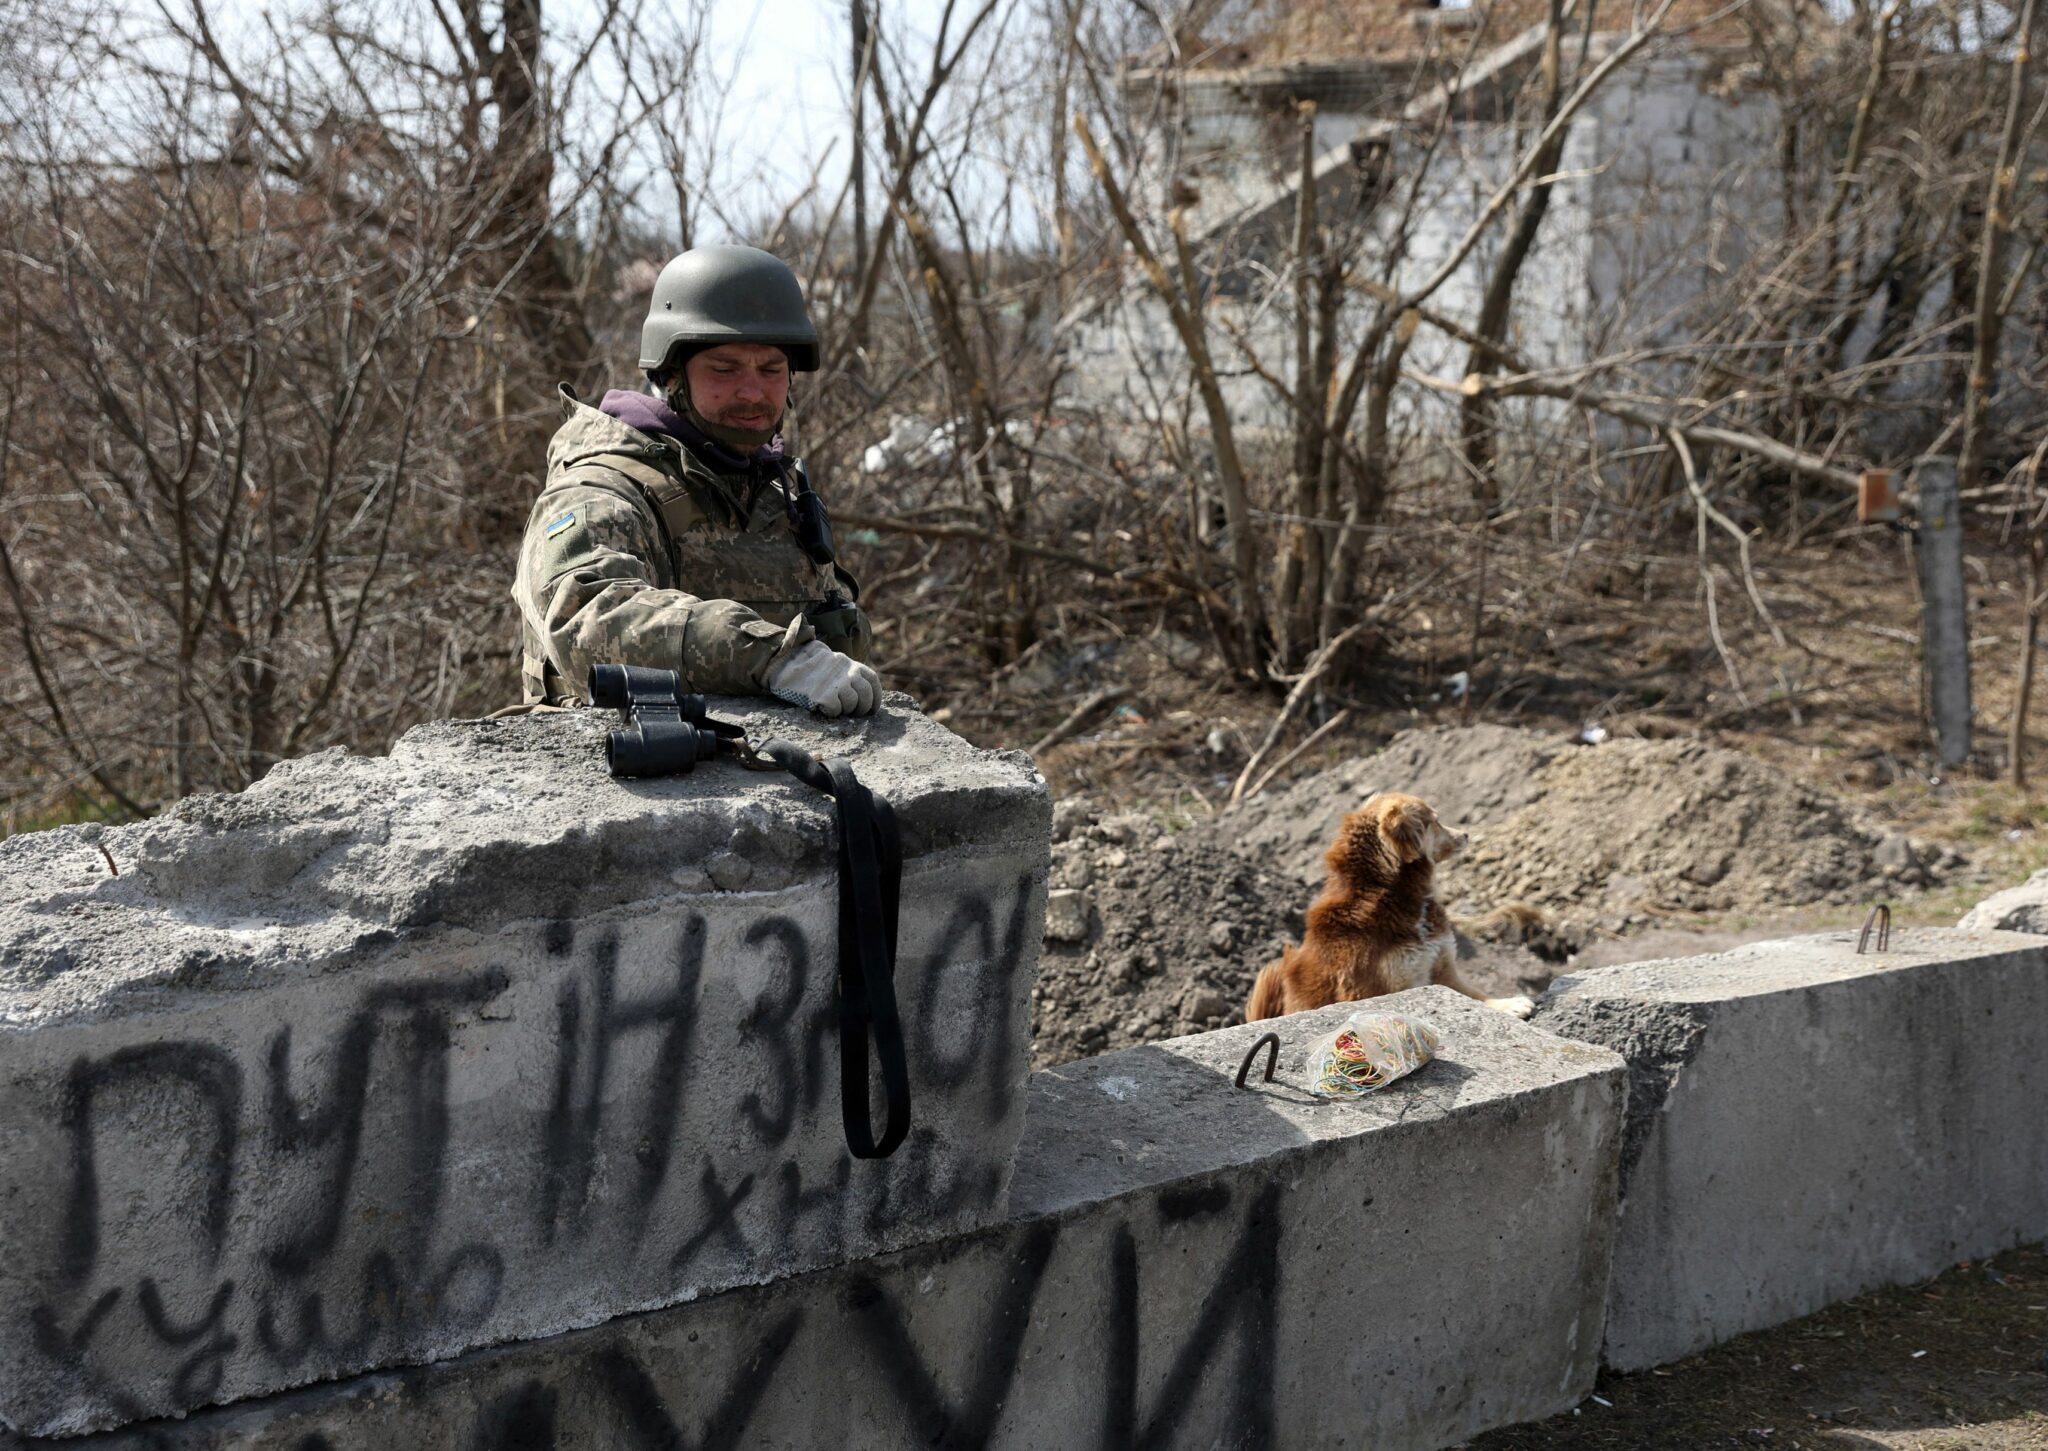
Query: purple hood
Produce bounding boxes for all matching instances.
[598,389,784,474]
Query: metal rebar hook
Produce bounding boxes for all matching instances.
[1235,1032,1281,1089]
[1856,903,1892,955]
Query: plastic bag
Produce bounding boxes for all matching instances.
[1306,1012,1442,1098]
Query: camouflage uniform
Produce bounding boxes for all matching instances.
[514,386,871,705]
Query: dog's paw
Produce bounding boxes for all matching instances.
[1486,994,1536,1020]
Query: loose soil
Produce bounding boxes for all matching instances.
[1029,722,1988,1069]
[1031,801,1307,1066]
[1214,722,1976,915]
[1464,1244,2048,1450]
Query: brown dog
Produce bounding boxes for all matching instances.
[1244,792,1535,1022]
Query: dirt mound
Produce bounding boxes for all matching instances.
[1030,725,1968,1068]
[1205,724,1964,919]
[1220,723,1567,884]
[1029,797,1550,1068]
[1442,737,1892,915]
[1029,800,1303,1067]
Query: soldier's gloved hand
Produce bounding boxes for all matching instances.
[765,641,880,717]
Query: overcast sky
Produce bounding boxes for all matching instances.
[636,0,955,241]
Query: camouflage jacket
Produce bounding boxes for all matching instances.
[514,386,870,705]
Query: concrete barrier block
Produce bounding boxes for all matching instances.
[1537,928,2048,1371]
[0,702,1048,1436]
[1959,868,2048,933]
[11,989,1629,1451]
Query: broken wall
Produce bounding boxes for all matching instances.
[1070,50,1779,437]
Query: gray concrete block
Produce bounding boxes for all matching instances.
[10,989,1627,1451]
[1959,868,2048,933]
[0,700,1049,1436]
[1537,928,2048,1371]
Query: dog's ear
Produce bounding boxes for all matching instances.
[1377,800,1425,863]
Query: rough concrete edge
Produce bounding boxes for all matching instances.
[1531,986,1712,1195]
[1536,929,2048,1377]
[1957,867,2048,932]
[0,710,1053,1031]
[1015,986,1631,1213]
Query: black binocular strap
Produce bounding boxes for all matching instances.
[590,662,913,1159]
[760,743,911,1160]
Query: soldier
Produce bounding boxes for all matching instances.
[514,245,880,716]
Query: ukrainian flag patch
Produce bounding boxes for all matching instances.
[544,511,577,539]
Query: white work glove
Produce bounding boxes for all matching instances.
[765,640,880,718]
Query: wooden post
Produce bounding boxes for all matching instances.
[1916,457,1972,769]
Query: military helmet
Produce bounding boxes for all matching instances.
[639,245,820,375]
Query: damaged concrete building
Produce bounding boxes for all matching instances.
[1070,0,1794,434]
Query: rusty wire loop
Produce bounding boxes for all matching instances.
[1856,902,1891,954]
[1236,1032,1281,1089]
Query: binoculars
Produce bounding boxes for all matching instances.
[587,663,721,778]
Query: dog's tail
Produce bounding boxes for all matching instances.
[1245,953,1290,1022]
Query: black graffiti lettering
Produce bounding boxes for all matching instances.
[254,1284,328,1369]
[580,1315,802,1451]
[29,1287,121,1363]
[266,971,509,1276]
[60,1043,243,1287]
[137,1279,233,1347]
[844,1219,1059,1447]
[587,1345,690,1450]
[537,967,585,1246]
[1121,1182,1282,1450]
[539,919,706,1244]
[907,894,996,1089]
[333,1250,403,1362]
[773,1155,851,1249]
[735,917,819,1147]
[669,1163,757,1279]
[910,881,1031,1089]
[18,877,1065,1427]
[285,1240,501,1360]
[431,1245,508,1334]
[25,1285,148,1430]
[856,1127,1003,1243]
[904,873,1035,1128]
[264,1242,500,1365]
[469,1378,559,1451]
[139,1278,238,1407]
[264,1020,371,1276]
[1157,1181,1231,1222]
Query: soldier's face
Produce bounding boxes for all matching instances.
[684,343,791,432]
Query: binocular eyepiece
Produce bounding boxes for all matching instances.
[588,663,719,778]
